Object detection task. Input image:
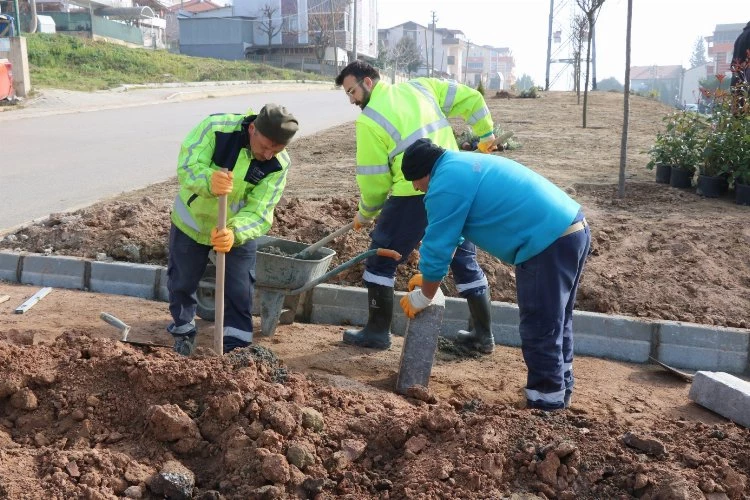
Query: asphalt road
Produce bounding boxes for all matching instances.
[0,88,359,231]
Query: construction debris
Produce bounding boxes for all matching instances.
[14,287,52,314]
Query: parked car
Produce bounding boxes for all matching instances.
[0,58,12,100]
[684,103,699,112]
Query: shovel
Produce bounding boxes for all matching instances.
[648,356,694,383]
[100,312,171,348]
[291,221,355,260]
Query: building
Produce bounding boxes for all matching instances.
[680,63,709,106]
[706,23,745,77]
[7,0,169,48]
[177,0,377,66]
[378,21,515,89]
[630,65,683,106]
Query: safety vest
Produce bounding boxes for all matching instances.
[355,78,494,219]
[171,112,291,246]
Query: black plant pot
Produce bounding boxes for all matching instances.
[655,164,671,184]
[696,174,728,198]
[669,167,693,188]
[736,182,750,206]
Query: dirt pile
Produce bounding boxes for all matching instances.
[1,333,748,499]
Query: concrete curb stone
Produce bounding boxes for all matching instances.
[1,251,748,375]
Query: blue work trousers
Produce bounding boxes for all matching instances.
[167,224,257,342]
[363,195,487,296]
[516,212,591,410]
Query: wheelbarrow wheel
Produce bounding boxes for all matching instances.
[196,265,216,322]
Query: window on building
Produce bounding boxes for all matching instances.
[447,55,455,65]
[285,15,298,32]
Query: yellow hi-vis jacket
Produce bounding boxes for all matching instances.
[355,78,494,219]
[171,111,291,246]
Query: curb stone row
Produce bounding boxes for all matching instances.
[1,251,748,376]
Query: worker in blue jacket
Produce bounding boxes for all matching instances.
[399,138,591,411]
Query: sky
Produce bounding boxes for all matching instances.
[376,0,748,89]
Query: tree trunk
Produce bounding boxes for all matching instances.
[617,0,633,198]
[582,14,593,128]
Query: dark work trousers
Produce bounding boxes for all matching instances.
[363,195,487,296]
[515,211,591,410]
[167,224,257,342]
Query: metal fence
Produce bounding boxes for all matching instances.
[245,54,346,77]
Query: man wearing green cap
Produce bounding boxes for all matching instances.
[167,103,299,355]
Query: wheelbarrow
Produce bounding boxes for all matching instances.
[196,235,400,337]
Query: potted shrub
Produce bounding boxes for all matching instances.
[698,106,733,198]
[646,111,702,188]
[646,130,675,184]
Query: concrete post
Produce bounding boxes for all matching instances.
[7,37,30,97]
[395,290,445,394]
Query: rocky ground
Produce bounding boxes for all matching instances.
[0,90,749,499]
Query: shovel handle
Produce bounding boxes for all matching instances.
[376,248,402,261]
[100,312,131,340]
[294,221,355,259]
[214,167,228,356]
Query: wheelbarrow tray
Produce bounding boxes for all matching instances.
[255,235,337,291]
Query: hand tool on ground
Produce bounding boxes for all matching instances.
[648,356,694,382]
[214,167,228,356]
[473,130,514,153]
[100,312,171,348]
[14,287,52,314]
[292,221,355,260]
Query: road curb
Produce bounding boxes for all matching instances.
[1,251,748,375]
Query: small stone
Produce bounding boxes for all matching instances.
[66,461,80,478]
[10,388,38,410]
[123,485,143,499]
[404,435,429,454]
[634,472,649,490]
[300,407,324,432]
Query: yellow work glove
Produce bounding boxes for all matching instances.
[353,212,375,231]
[477,133,498,153]
[407,273,423,291]
[210,227,234,253]
[210,170,234,196]
[400,289,432,319]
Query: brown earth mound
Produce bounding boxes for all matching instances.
[1,333,748,499]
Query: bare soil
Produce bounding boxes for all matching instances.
[0,91,749,499]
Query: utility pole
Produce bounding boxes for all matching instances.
[329,0,337,66]
[12,0,22,34]
[352,0,357,62]
[545,0,553,90]
[430,11,437,77]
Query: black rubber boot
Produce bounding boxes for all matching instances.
[223,336,250,354]
[456,291,494,354]
[343,284,393,349]
[172,332,197,356]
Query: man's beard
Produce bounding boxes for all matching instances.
[358,89,372,109]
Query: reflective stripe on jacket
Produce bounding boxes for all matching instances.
[171,112,290,246]
[355,78,494,219]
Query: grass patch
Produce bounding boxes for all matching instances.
[26,33,328,91]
